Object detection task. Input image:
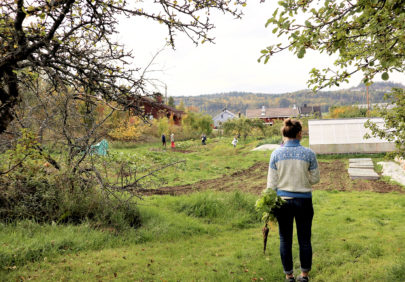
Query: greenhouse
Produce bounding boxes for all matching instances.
[308,118,396,154]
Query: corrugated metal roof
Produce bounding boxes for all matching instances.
[308,118,389,145]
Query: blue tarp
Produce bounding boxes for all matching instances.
[91,139,109,156]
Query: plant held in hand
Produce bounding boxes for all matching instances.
[255,190,285,254]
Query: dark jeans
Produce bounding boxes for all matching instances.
[276,198,314,275]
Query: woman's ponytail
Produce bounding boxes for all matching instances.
[281,118,302,138]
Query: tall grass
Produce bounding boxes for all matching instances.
[0,191,258,271]
[167,190,260,228]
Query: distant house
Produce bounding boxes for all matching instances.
[213,108,237,128]
[299,104,322,117]
[129,93,184,125]
[246,106,299,125]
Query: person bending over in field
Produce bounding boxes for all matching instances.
[161,134,166,147]
[264,118,320,282]
[231,137,238,148]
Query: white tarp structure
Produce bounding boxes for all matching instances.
[308,118,396,154]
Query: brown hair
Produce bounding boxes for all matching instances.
[281,118,302,138]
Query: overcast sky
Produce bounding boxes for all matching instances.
[118,2,404,97]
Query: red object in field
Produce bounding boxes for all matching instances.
[171,141,175,148]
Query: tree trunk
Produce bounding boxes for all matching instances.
[0,69,20,134]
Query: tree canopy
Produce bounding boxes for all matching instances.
[0,0,245,134]
[259,0,405,90]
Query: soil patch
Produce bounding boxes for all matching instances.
[313,160,404,193]
[141,160,404,196]
[139,162,268,196]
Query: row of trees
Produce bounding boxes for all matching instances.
[221,117,284,141]
[176,85,395,116]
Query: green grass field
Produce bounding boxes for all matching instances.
[1,138,404,281]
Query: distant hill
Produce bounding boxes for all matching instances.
[174,82,404,116]
[348,81,404,92]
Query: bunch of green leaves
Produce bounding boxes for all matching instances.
[255,190,285,224]
[259,0,405,90]
[364,88,405,159]
[0,129,45,177]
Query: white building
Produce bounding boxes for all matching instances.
[308,118,395,154]
[355,103,395,110]
[213,109,237,128]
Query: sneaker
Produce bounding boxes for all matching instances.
[286,277,295,282]
[296,275,309,282]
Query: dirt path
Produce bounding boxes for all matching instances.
[141,160,404,196]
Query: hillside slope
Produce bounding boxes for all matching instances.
[174,82,403,116]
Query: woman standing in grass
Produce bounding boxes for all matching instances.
[170,133,175,148]
[265,118,320,282]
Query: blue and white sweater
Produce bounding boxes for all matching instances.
[266,139,320,198]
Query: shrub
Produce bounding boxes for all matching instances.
[0,171,140,230]
[0,129,143,229]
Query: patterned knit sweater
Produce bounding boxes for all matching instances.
[265,139,320,198]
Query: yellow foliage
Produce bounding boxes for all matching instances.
[331,107,346,118]
[108,116,147,141]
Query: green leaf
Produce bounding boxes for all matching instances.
[381,72,389,81]
[297,48,306,59]
[265,18,273,28]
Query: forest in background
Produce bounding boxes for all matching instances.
[174,82,404,116]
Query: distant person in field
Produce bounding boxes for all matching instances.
[231,137,238,148]
[161,134,166,147]
[265,118,320,282]
[201,134,207,145]
[170,133,175,148]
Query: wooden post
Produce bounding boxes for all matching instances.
[366,85,370,116]
[165,84,168,105]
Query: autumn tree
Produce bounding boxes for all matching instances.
[0,0,246,134]
[177,100,186,111]
[259,0,405,90]
[328,105,368,119]
[168,96,175,108]
[182,111,213,136]
[223,117,264,140]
